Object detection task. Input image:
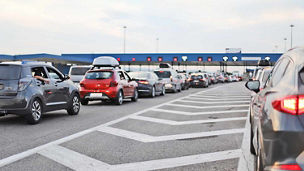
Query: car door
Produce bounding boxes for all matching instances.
[31,67,56,105]
[118,71,129,97]
[46,67,69,105]
[153,73,162,92]
[124,72,134,96]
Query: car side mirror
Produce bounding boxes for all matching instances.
[245,80,260,93]
[63,74,70,80]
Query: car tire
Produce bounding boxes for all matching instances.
[160,86,166,96]
[26,98,43,124]
[81,99,89,105]
[178,85,182,92]
[131,88,138,102]
[150,86,156,98]
[173,85,178,93]
[67,94,80,115]
[114,90,124,105]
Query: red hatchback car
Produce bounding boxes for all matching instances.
[79,69,138,105]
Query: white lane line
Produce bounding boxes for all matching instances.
[38,145,110,171]
[0,85,223,168]
[190,95,250,98]
[130,115,247,125]
[97,126,245,143]
[110,149,242,171]
[183,97,250,101]
[151,108,249,115]
[165,103,249,109]
[176,100,250,104]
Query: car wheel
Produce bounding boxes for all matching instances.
[178,85,182,92]
[160,86,166,96]
[114,90,123,105]
[131,88,138,102]
[26,99,43,124]
[67,94,80,115]
[173,85,178,93]
[81,99,89,105]
[150,86,156,98]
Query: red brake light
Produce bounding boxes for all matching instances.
[272,164,302,171]
[272,95,304,115]
[110,81,118,87]
[80,83,84,87]
[138,80,149,84]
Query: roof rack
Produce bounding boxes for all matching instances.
[91,56,120,70]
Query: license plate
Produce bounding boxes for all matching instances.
[194,80,199,82]
[0,84,3,90]
[90,93,103,98]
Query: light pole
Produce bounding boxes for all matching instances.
[284,38,287,52]
[123,26,127,54]
[290,24,294,48]
[156,38,159,53]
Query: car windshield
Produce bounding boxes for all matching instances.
[70,67,90,75]
[0,65,21,80]
[191,75,203,79]
[154,71,171,78]
[128,72,149,79]
[85,71,113,79]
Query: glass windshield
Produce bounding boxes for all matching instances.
[154,71,171,78]
[128,72,149,79]
[85,71,113,79]
[70,67,90,75]
[0,65,21,80]
[191,75,203,79]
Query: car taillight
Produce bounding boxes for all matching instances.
[170,76,173,82]
[272,164,302,171]
[272,95,304,115]
[138,80,149,84]
[110,81,118,87]
[18,79,31,91]
[80,83,84,87]
[200,78,205,81]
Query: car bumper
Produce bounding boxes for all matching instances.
[190,81,207,87]
[0,94,29,114]
[164,84,176,91]
[137,84,153,95]
[80,88,118,100]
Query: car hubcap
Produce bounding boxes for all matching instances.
[119,92,123,104]
[135,90,138,99]
[163,87,165,95]
[152,87,155,97]
[32,101,41,121]
[73,96,80,112]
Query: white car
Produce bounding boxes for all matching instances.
[68,65,91,86]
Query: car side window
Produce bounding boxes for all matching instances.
[123,72,131,81]
[31,67,48,79]
[270,58,290,87]
[47,67,63,80]
[118,71,125,80]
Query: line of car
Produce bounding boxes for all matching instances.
[245,47,304,171]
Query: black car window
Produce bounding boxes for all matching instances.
[31,67,48,79]
[85,71,113,79]
[191,75,203,79]
[47,67,63,80]
[70,67,90,75]
[154,71,172,78]
[271,58,290,87]
[128,72,149,79]
[118,71,126,80]
[0,65,21,80]
[123,72,131,81]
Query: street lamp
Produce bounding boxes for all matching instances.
[290,24,294,48]
[123,26,127,54]
[284,38,287,52]
[156,38,159,53]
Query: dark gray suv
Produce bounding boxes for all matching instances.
[0,63,81,124]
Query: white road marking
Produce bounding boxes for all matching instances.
[38,145,111,171]
[130,115,247,125]
[110,149,242,171]
[97,126,245,142]
[0,85,222,168]
[190,95,250,98]
[178,99,250,104]
[166,103,249,109]
[151,108,249,115]
[183,97,250,101]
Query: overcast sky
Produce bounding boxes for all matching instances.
[0,0,303,55]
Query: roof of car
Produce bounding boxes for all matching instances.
[284,47,304,64]
[0,62,52,67]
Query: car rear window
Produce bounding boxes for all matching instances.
[191,75,203,79]
[0,65,21,80]
[70,67,90,75]
[85,71,113,79]
[128,72,150,79]
[154,71,171,78]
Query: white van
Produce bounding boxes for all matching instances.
[68,65,91,85]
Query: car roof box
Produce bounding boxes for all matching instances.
[159,63,172,68]
[93,56,119,67]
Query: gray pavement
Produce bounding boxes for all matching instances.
[0,82,254,171]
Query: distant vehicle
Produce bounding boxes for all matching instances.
[0,63,80,124]
[68,65,91,86]
[216,73,225,83]
[154,65,182,93]
[80,57,138,105]
[189,73,209,88]
[231,75,238,82]
[208,73,218,84]
[246,47,304,170]
[128,71,165,97]
[178,73,190,90]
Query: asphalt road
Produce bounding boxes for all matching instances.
[0,82,254,171]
